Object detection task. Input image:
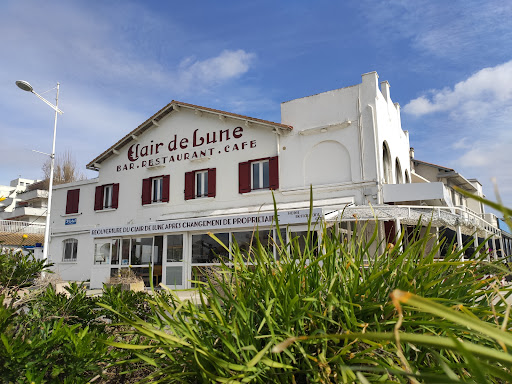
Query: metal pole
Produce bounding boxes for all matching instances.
[43,83,59,262]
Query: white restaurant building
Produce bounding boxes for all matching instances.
[48,71,510,288]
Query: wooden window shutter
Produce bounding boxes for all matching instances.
[66,189,80,214]
[207,168,216,197]
[184,171,195,200]
[269,156,279,190]
[112,184,120,209]
[142,178,152,205]
[94,186,104,211]
[162,175,170,203]
[239,161,251,193]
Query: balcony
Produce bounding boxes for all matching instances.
[0,207,47,222]
[16,189,48,202]
[0,219,45,246]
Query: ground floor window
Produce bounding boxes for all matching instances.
[192,232,230,263]
[94,236,163,286]
[91,226,322,289]
[62,238,78,262]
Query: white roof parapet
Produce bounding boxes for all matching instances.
[325,205,500,238]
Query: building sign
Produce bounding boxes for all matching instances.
[65,218,77,225]
[91,208,323,238]
[117,126,258,172]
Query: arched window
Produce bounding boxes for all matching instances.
[395,158,403,184]
[405,170,410,183]
[62,238,78,262]
[382,142,392,184]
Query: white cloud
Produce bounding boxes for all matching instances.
[178,50,255,89]
[403,61,512,117]
[452,137,470,150]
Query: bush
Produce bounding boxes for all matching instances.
[98,283,153,323]
[26,282,100,327]
[0,248,51,300]
[0,305,110,383]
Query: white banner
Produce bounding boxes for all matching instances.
[91,208,323,238]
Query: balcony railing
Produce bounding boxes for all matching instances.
[0,220,45,234]
[326,204,501,238]
[0,220,45,247]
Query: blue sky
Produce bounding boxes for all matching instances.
[1,0,512,208]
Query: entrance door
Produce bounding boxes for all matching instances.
[163,234,186,289]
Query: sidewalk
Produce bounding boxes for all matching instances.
[86,286,203,304]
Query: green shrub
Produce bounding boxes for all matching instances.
[98,283,153,323]
[0,311,110,383]
[26,282,99,327]
[0,248,51,299]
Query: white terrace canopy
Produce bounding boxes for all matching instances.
[323,205,500,239]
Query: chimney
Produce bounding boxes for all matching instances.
[409,147,415,159]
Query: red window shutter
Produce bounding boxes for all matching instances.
[269,156,279,190]
[142,178,152,205]
[112,183,120,209]
[162,175,170,203]
[184,171,195,200]
[94,186,104,211]
[66,189,80,214]
[207,168,216,197]
[239,161,251,193]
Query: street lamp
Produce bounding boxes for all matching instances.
[16,80,63,262]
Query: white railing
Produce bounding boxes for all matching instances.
[328,204,501,237]
[0,220,45,234]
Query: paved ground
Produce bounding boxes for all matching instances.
[86,287,203,304]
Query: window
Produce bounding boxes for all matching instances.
[152,177,163,202]
[192,233,230,263]
[94,184,119,211]
[184,168,216,200]
[382,142,391,184]
[142,175,170,205]
[94,241,111,264]
[252,160,269,189]
[104,185,113,208]
[167,234,184,262]
[62,238,78,262]
[239,156,279,193]
[65,189,80,214]
[395,158,403,184]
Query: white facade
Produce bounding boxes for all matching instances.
[0,178,47,223]
[47,71,506,288]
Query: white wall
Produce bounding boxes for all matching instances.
[48,71,414,283]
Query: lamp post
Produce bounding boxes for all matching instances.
[16,80,63,262]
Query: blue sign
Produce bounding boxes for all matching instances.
[65,218,77,225]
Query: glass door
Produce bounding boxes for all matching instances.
[164,234,185,289]
[129,237,153,286]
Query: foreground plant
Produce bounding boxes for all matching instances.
[103,203,509,383]
[0,248,50,301]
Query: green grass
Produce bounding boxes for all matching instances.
[103,198,512,383]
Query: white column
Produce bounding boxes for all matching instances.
[395,218,402,252]
[435,227,440,259]
[456,226,464,261]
